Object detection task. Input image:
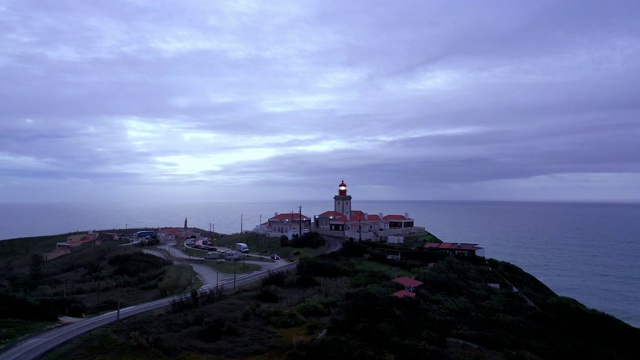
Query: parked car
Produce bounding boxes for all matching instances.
[204,252,220,260]
[225,253,240,261]
[271,254,280,260]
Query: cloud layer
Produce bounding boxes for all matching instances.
[1,0,639,202]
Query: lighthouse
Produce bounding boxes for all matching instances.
[334,180,352,219]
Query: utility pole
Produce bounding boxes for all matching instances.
[299,206,302,238]
[240,214,243,233]
[233,260,237,289]
[359,219,362,241]
[116,278,122,322]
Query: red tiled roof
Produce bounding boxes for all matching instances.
[316,211,344,217]
[383,214,408,220]
[391,290,416,298]
[269,213,310,221]
[159,228,184,236]
[424,242,482,251]
[393,276,423,287]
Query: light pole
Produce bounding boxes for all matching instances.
[115,278,122,322]
[233,259,237,289]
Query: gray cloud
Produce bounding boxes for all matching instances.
[1,0,639,202]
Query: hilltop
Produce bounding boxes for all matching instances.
[31,238,640,360]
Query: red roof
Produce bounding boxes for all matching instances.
[393,276,423,287]
[391,290,416,298]
[319,210,383,223]
[159,228,184,236]
[269,213,310,221]
[317,211,343,217]
[424,242,483,251]
[383,214,408,220]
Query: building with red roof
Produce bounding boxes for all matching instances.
[313,180,424,241]
[393,276,424,291]
[391,290,417,298]
[264,212,312,239]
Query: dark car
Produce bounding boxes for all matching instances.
[271,254,280,260]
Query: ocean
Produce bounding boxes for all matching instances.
[1,200,638,328]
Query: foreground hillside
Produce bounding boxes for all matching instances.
[0,233,197,351]
[42,240,640,360]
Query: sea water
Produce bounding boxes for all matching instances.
[1,200,638,328]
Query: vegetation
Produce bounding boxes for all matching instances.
[199,261,262,274]
[0,233,198,350]
[211,231,330,258]
[39,240,640,359]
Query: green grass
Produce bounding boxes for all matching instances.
[175,245,208,258]
[212,232,329,258]
[0,319,56,352]
[351,259,413,278]
[279,244,330,260]
[199,261,262,274]
[0,232,83,269]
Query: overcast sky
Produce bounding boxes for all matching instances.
[1,0,639,203]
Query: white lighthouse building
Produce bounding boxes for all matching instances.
[314,180,423,241]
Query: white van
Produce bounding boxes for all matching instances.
[235,243,249,253]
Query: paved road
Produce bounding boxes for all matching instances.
[143,245,288,286]
[1,238,339,360]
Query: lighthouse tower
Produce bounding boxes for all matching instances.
[334,180,352,219]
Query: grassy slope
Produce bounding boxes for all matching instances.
[0,233,199,349]
[39,241,640,360]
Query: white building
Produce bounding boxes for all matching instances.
[314,180,424,241]
[254,212,312,239]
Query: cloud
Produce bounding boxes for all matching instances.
[1,0,639,202]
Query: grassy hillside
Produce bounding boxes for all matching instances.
[0,233,197,351]
[40,240,640,360]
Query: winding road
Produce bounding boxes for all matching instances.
[0,237,342,360]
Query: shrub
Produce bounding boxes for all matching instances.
[264,306,305,328]
[158,265,194,296]
[256,285,279,303]
[261,270,286,287]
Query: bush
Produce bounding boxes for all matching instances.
[295,296,336,317]
[158,265,194,296]
[261,270,286,287]
[109,253,171,277]
[256,285,279,303]
[264,306,305,328]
